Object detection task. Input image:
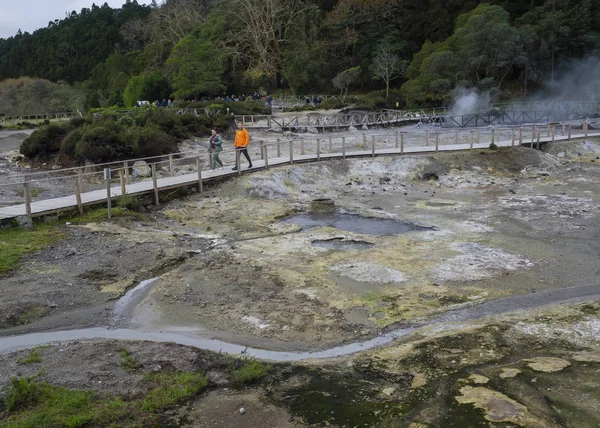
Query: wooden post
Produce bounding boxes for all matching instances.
[151,164,159,205]
[242,116,246,127]
[491,128,495,145]
[585,121,589,137]
[301,139,305,155]
[435,133,439,152]
[260,140,265,160]
[426,130,430,146]
[568,124,572,140]
[395,131,399,149]
[78,168,85,193]
[552,125,555,143]
[546,123,551,137]
[511,128,515,146]
[24,176,32,220]
[169,154,174,174]
[477,129,481,145]
[277,139,281,157]
[236,150,241,176]
[328,136,333,152]
[536,127,541,150]
[371,135,375,157]
[342,137,346,158]
[497,128,500,144]
[289,141,294,164]
[75,175,83,215]
[263,144,269,169]
[531,125,535,147]
[401,133,404,154]
[119,170,126,196]
[317,139,321,161]
[208,150,213,170]
[105,168,113,217]
[196,157,203,193]
[123,161,129,185]
[470,131,474,150]
[362,134,367,148]
[562,123,565,136]
[519,127,523,146]
[455,129,459,145]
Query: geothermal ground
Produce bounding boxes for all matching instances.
[0,125,599,427]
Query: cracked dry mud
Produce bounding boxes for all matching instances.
[1,137,600,427]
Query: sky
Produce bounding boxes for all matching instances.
[0,0,154,39]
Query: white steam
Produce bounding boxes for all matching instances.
[448,88,491,116]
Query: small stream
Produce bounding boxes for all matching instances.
[0,283,597,361]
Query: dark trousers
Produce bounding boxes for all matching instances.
[238,148,252,165]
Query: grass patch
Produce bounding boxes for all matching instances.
[118,348,139,371]
[2,371,209,427]
[140,371,208,412]
[17,350,41,365]
[115,195,141,211]
[0,225,64,274]
[16,187,44,198]
[67,207,143,225]
[231,360,270,385]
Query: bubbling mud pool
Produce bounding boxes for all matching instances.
[282,212,433,235]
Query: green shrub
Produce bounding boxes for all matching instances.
[60,127,84,157]
[115,195,141,211]
[489,142,498,150]
[127,126,177,157]
[320,99,347,110]
[75,126,135,162]
[231,360,270,385]
[117,115,135,127]
[140,372,208,412]
[20,123,70,158]
[4,376,46,411]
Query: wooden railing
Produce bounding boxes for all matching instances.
[0,120,598,222]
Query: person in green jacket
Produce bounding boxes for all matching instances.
[209,129,224,170]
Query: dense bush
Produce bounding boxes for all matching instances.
[20,108,224,163]
[20,123,71,158]
[126,126,177,157]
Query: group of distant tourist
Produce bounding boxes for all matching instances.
[135,91,274,108]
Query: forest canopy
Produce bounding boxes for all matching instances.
[0,0,599,113]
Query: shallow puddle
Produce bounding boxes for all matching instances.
[312,238,375,250]
[282,212,432,235]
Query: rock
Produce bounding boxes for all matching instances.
[361,125,369,130]
[309,198,335,213]
[381,387,396,396]
[44,215,58,224]
[132,161,151,178]
[499,368,521,379]
[572,351,600,363]
[455,386,547,427]
[306,126,319,134]
[16,215,33,230]
[467,374,489,384]
[525,357,571,373]
[239,407,245,414]
[348,126,358,132]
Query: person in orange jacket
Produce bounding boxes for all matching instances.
[232,121,253,170]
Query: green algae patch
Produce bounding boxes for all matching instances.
[0,225,64,274]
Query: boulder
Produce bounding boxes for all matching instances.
[348,126,358,132]
[132,161,151,178]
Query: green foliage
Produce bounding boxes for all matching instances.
[140,371,208,412]
[0,224,64,274]
[75,126,134,163]
[60,128,84,157]
[16,350,41,365]
[4,377,45,411]
[115,195,141,211]
[231,360,270,385]
[20,123,71,158]
[402,4,524,105]
[167,35,226,98]
[118,348,139,370]
[489,142,499,150]
[123,71,171,108]
[67,207,143,224]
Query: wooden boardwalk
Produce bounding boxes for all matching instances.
[1,129,599,221]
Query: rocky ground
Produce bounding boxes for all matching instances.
[0,127,599,426]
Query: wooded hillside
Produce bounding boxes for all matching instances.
[1,0,599,111]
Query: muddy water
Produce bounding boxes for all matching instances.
[282,212,432,235]
[0,283,597,361]
[312,238,375,250]
[111,278,159,326]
